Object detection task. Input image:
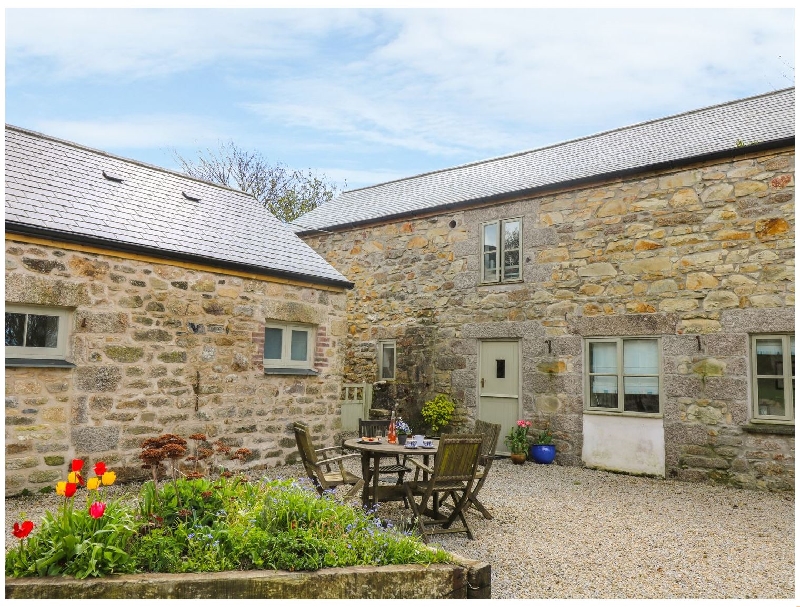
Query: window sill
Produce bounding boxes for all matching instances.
[583,409,663,419]
[5,358,76,368]
[742,423,794,436]
[263,367,319,376]
[478,279,524,287]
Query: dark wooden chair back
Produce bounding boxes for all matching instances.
[359,418,390,438]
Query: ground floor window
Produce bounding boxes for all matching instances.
[263,323,315,371]
[5,304,71,360]
[751,334,794,424]
[585,337,661,415]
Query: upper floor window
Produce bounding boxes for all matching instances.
[378,340,396,381]
[751,334,794,424]
[481,218,522,283]
[263,323,315,372]
[585,337,661,415]
[5,305,72,361]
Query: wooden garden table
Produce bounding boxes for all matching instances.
[342,438,439,508]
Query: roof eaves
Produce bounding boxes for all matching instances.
[5,221,354,290]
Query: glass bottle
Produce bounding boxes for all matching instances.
[387,410,397,444]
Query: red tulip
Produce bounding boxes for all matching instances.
[12,520,33,539]
[71,459,84,472]
[64,482,78,498]
[94,461,106,476]
[89,501,106,519]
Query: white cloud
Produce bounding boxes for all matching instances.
[234,8,794,161]
[8,8,794,187]
[31,115,229,150]
[5,9,372,82]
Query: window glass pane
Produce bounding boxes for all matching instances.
[623,339,658,374]
[756,378,786,416]
[755,339,783,375]
[26,314,59,348]
[496,359,505,378]
[503,250,520,280]
[483,223,498,281]
[791,337,795,377]
[503,220,520,251]
[290,329,308,361]
[380,343,395,379]
[264,328,282,360]
[623,377,660,413]
[590,375,617,408]
[5,313,25,346]
[589,342,617,373]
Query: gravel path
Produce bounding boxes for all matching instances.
[5,459,794,599]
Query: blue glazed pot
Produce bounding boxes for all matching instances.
[530,444,556,464]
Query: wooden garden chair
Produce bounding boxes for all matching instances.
[293,422,364,499]
[469,419,502,520]
[358,418,411,486]
[402,434,483,542]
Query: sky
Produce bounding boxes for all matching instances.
[5,7,796,192]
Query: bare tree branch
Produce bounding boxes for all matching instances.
[173,141,344,223]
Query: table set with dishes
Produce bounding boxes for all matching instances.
[342,434,438,508]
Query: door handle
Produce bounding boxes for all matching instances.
[481,378,485,388]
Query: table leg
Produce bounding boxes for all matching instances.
[360,453,370,507]
[371,453,380,508]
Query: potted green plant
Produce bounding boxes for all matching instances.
[504,420,531,464]
[421,394,455,437]
[529,429,556,464]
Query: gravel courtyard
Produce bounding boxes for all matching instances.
[5,459,794,599]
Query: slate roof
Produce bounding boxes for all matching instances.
[293,88,795,234]
[5,125,352,288]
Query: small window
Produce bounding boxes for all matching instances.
[263,323,315,371]
[751,334,794,424]
[5,305,71,360]
[481,218,522,283]
[585,337,661,415]
[378,340,396,381]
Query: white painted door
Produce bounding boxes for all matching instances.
[478,340,520,455]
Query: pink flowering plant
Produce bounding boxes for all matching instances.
[504,420,532,454]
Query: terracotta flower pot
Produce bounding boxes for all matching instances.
[510,452,526,465]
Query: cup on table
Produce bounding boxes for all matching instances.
[423,439,433,448]
[406,439,417,449]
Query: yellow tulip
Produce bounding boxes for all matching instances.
[56,481,67,496]
[101,471,116,486]
[87,477,101,490]
[67,471,81,484]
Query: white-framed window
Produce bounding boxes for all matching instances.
[751,334,794,424]
[481,217,522,283]
[5,304,72,360]
[263,323,315,371]
[585,337,661,415]
[378,340,396,381]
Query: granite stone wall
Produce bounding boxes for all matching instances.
[5,239,348,496]
[302,147,794,490]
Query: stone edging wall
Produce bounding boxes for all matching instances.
[5,556,491,599]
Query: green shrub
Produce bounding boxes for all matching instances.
[421,394,455,435]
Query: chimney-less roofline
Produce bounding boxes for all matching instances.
[295,137,795,235]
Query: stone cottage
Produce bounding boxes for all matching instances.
[5,125,353,496]
[295,88,795,490]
